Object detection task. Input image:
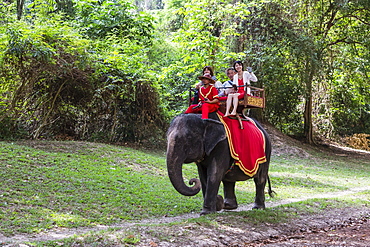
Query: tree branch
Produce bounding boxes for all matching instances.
[345,14,370,26]
[326,38,362,48]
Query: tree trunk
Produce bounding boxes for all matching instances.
[303,57,315,144]
[16,0,25,20]
[304,95,313,144]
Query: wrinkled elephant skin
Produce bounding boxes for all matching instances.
[166,113,272,215]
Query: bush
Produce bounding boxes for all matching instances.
[0,17,167,144]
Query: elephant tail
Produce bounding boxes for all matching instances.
[267,175,277,198]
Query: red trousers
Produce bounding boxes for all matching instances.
[185,103,219,119]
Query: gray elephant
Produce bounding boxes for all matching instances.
[166,112,273,215]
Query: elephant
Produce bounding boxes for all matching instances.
[166,112,273,215]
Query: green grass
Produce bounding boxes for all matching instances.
[26,228,142,247]
[224,151,370,206]
[1,140,370,238]
[0,141,202,236]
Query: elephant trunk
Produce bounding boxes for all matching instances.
[166,142,201,196]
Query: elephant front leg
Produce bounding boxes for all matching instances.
[222,181,238,210]
[197,163,208,199]
[197,163,219,215]
[253,177,266,209]
[200,164,225,215]
[200,182,222,215]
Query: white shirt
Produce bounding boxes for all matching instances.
[218,80,234,96]
[233,71,258,95]
[214,80,223,89]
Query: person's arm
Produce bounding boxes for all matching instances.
[214,81,222,88]
[246,70,258,82]
[214,81,224,96]
[204,98,219,104]
[233,74,238,85]
[195,81,202,89]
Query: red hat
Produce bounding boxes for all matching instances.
[198,73,215,83]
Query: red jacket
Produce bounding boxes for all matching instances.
[199,85,219,105]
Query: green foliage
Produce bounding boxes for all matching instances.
[73,0,154,42]
[157,0,370,139]
[257,45,304,135]
[156,0,254,116]
[1,0,370,143]
[232,0,370,139]
[0,3,167,144]
[0,20,94,139]
[0,2,16,23]
[87,36,168,143]
[329,46,370,135]
[331,84,370,135]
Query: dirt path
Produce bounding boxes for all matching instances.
[1,186,370,246]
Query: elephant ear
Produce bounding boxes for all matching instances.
[203,121,227,156]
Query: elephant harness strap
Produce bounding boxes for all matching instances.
[235,113,244,129]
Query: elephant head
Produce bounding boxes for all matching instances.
[166,114,227,196]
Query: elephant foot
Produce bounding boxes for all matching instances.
[200,208,216,216]
[216,195,224,211]
[252,203,265,210]
[223,198,238,210]
[200,195,224,215]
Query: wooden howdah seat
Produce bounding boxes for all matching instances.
[188,86,265,128]
[218,86,265,115]
[188,86,265,118]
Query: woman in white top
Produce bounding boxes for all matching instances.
[224,61,258,117]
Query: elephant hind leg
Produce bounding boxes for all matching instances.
[253,177,266,209]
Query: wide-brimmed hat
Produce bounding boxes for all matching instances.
[198,73,215,83]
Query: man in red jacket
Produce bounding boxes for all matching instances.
[185,73,219,119]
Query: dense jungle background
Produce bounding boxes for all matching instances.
[0,0,369,149]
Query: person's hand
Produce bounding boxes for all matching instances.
[247,67,253,73]
[204,98,209,102]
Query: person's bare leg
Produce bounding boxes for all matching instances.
[230,93,240,115]
[224,94,233,116]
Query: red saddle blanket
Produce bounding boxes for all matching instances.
[218,112,267,177]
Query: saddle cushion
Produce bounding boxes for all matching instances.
[218,112,267,176]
